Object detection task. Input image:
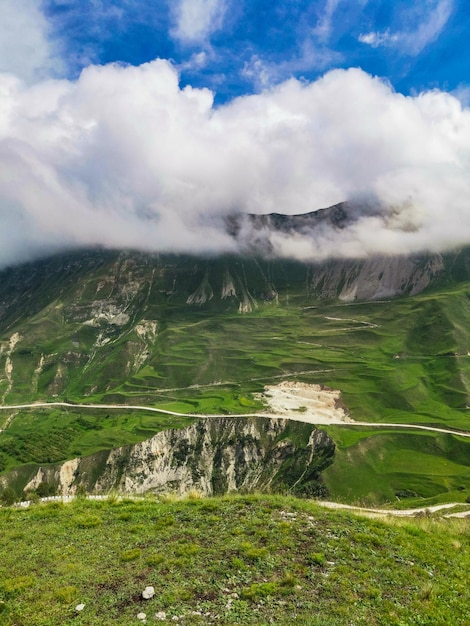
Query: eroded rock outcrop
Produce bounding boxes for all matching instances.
[22,416,334,497]
[308,254,444,301]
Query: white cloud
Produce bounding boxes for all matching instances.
[359,0,454,56]
[242,0,345,91]
[178,51,210,72]
[1,61,470,266]
[243,0,344,90]
[241,55,272,90]
[453,84,470,107]
[358,30,399,48]
[0,0,62,82]
[242,40,343,92]
[313,0,341,42]
[171,0,227,44]
[405,0,454,55]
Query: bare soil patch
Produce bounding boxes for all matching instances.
[257,381,354,424]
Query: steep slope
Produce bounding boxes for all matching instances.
[16,417,334,498]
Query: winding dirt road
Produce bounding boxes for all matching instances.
[1,400,470,438]
[316,500,470,518]
[12,493,470,518]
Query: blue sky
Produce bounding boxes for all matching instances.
[39,0,468,104]
[0,0,469,265]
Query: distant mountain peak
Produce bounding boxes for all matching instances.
[225,201,384,256]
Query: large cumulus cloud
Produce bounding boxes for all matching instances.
[1,59,470,266]
[0,0,61,82]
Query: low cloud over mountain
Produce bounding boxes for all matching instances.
[1,59,470,266]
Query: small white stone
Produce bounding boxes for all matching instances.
[137,613,147,621]
[142,586,155,599]
[75,604,85,612]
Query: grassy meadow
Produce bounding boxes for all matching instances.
[0,494,469,626]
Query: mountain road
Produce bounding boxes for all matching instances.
[1,401,470,438]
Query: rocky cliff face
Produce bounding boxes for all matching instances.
[0,246,448,322]
[308,254,444,301]
[22,417,334,497]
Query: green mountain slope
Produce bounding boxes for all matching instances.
[1,249,470,504]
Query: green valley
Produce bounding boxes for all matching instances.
[0,250,470,505]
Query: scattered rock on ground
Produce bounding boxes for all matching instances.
[142,586,155,599]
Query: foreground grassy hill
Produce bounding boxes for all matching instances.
[0,494,468,625]
[1,250,470,504]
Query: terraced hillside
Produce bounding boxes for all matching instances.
[1,248,470,505]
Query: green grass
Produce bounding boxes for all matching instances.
[322,427,470,506]
[0,494,468,625]
[0,408,196,470]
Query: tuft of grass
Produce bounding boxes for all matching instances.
[279,572,299,589]
[145,553,165,566]
[418,582,435,601]
[154,515,175,529]
[1,576,35,597]
[307,552,326,566]
[73,514,102,528]
[174,543,200,557]
[119,548,141,562]
[187,489,203,500]
[241,582,278,600]
[239,542,268,561]
[54,586,78,604]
